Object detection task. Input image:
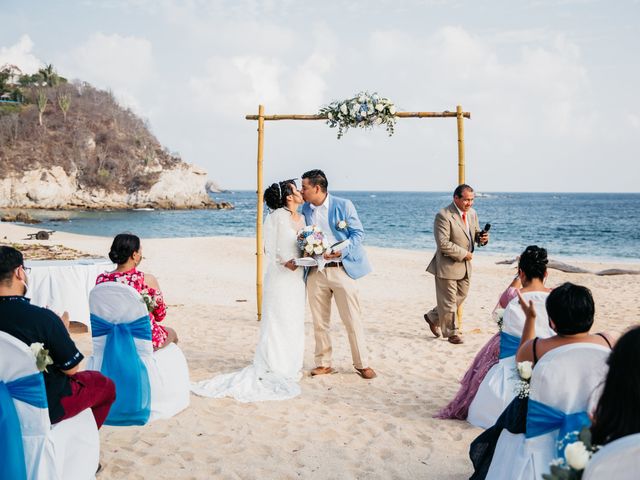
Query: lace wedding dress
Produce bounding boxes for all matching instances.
[191,208,305,402]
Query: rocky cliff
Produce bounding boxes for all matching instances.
[0,77,228,210]
[0,164,227,209]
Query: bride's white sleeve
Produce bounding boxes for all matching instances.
[263,211,281,265]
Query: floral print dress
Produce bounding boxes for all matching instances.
[95,268,168,349]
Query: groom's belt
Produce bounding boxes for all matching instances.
[324,262,342,268]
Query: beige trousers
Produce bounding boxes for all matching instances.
[307,266,367,369]
[427,275,470,338]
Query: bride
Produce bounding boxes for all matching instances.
[191,179,306,402]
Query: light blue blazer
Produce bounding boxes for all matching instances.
[301,194,372,280]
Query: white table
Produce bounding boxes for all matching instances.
[26,259,115,327]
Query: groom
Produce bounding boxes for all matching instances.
[300,169,376,380]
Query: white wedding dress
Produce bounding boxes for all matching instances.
[191,208,305,402]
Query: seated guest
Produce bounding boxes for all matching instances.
[0,246,115,428]
[469,282,614,480]
[590,325,640,445]
[96,233,177,350]
[437,246,550,421]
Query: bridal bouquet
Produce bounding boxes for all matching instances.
[297,225,329,257]
[319,91,397,139]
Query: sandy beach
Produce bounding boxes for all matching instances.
[2,223,639,480]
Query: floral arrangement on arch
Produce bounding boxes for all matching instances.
[319,92,397,139]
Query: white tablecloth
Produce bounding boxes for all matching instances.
[26,259,115,327]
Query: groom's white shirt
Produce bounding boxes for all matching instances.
[310,194,339,247]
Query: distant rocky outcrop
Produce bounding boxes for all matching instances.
[0,72,230,210]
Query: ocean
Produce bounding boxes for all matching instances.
[7,191,640,263]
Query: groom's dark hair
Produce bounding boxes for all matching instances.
[302,169,328,192]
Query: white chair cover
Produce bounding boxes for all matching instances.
[468,292,554,428]
[86,282,190,421]
[487,343,610,480]
[0,331,99,480]
[583,433,640,480]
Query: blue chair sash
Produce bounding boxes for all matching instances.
[0,373,48,480]
[91,314,152,426]
[499,331,520,359]
[526,398,591,456]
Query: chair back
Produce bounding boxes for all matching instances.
[89,282,152,426]
[502,291,554,339]
[0,331,53,479]
[583,433,640,480]
[530,343,609,413]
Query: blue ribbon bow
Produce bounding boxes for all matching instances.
[499,331,521,359]
[0,372,48,480]
[526,398,591,456]
[91,314,152,426]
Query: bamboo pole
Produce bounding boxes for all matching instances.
[456,105,465,184]
[456,104,466,330]
[245,111,471,121]
[256,105,265,321]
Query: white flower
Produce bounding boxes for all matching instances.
[313,245,324,255]
[304,243,314,254]
[374,117,383,125]
[340,103,348,115]
[327,112,333,120]
[517,361,533,380]
[564,441,591,470]
[388,105,397,115]
[375,103,385,112]
[30,342,44,357]
[337,220,347,229]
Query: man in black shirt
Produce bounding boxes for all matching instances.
[0,246,115,428]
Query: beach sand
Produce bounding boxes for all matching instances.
[1,223,639,479]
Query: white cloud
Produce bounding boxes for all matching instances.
[0,34,43,74]
[57,33,154,112]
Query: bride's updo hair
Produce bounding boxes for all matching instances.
[518,245,548,281]
[264,179,296,210]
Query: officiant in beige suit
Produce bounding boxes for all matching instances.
[423,184,489,344]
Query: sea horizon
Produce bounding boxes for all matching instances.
[3,190,639,264]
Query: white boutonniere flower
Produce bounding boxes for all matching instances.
[30,342,54,373]
[336,220,348,230]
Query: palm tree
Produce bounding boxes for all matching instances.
[58,93,71,122]
[36,89,48,126]
[38,64,59,87]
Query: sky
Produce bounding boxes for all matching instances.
[1,0,639,192]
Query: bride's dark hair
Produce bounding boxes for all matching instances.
[264,179,296,210]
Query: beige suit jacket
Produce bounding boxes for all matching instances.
[426,202,481,280]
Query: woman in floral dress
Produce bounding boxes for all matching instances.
[96,233,177,350]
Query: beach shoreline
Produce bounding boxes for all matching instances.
[1,222,639,479]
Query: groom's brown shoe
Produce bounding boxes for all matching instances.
[448,335,464,345]
[310,366,335,376]
[423,313,441,338]
[355,367,377,379]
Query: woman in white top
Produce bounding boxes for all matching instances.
[467,246,554,428]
